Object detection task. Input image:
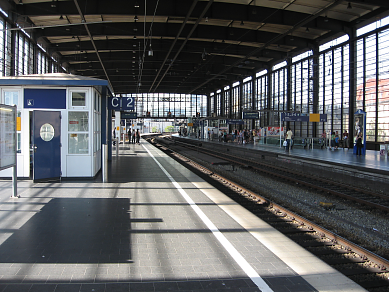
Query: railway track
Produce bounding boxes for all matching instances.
[169,137,389,213]
[146,135,389,291]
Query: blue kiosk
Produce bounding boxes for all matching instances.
[0,73,114,181]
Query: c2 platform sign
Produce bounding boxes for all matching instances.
[108,96,134,111]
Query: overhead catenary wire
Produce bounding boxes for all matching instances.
[137,0,160,94]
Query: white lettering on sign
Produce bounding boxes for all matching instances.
[109,97,134,110]
[111,97,119,108]
[126,97,133,108]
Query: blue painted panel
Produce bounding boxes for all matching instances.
[24,89,66,109]
[33,111,61,181]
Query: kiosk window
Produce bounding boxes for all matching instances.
[72,92,86,107]
[68,111,89,154]
[68,112,88,132]
[68,134,89,154]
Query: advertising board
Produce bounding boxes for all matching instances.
[0,104,16,171]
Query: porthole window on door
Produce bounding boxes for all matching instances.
[40,123,55,141]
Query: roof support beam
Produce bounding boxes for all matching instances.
[189,0,344,93]
[73,0,113,91]
[151,0,214,92]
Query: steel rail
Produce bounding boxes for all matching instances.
[163,142,389,272]
[172,139,389,213]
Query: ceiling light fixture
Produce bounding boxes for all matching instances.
[148,44,153,57]
[347,2,352,9]
[59,15,63,20]
[240,20,244,25]
[305,27,310,32]
[134,35,137,40]
[324,15,329,22]
[134,1,139,8]
[134,15,138,21]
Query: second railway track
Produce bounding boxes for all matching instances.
[167,137,389,213]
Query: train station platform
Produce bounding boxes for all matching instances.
[0,139,366,292]
[173,135,389,193]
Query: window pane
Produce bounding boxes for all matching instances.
[4,91,19,106]
[68,133,89,154]
[68,112,89,131]
[72,92,86,106]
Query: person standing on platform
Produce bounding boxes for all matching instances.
[128,128,131,144]
[321,131,327,148]
[132,129,136,144]
[343,130,349,148]
[356,133,363,156]
[286,128,293,150]
[334,134,339,149]
[136,129,140,144]
[331,132,335,149]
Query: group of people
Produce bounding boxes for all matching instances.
[206,129,261,144]
[234,129,260,144]
[127,128,140,144]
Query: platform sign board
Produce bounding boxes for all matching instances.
[242,111,259,119]
[281,113,327,122]
[121,112,137,119]
[108,96,134,111]
[281,113,309,122]
[226,119,244,125]
[0,104,16,171]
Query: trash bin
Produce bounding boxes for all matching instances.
[385,141,389,157]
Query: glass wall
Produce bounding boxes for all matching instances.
[208,15,389,147]
[122,93,207,118]
[231,83,240,119]
[223,86,230,117]
[255,71,268,128]
[0,12,63,77]
[355,16,389,143]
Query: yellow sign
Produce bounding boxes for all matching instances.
[116,126,120,130]
[187,123,193,126]
[309,113,320,122]
[17,117,21,131]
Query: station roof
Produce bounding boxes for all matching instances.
[0,73,114,96]
[0,0,388,95]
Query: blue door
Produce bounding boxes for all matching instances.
[33,111,61,181]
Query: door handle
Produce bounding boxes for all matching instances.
[33,145,38,153]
